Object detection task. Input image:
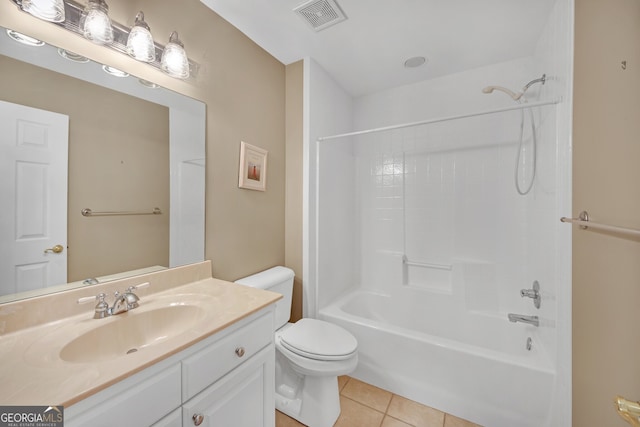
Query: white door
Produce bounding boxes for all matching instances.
[0,100,69,296]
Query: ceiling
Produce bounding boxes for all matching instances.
[201,0,558,97]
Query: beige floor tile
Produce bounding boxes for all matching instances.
[387,395,445,427]
[381,415,414,427]
[340,377,393,412]
[443,414,482,427]
[275,410,306,427]
[334,396,385,427]
[338,375,351,392]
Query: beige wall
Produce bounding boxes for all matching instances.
[0,55,169,282]
[0,0,286,282]
[573,0,640,425]
[285,60,304,322]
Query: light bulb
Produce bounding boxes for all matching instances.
[20,0,65,23]
[127,12,155,63]
[82,0,113,45]
[161,31,189,79]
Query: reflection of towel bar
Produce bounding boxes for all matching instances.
[81,207,162,217]
[402,256,452,271]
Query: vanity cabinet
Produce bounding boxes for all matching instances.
[65,308,275,427]
[182,346,273,426]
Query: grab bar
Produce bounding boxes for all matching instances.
[402,256,452,271]
[561,211,640,238]
[81,207,162,217]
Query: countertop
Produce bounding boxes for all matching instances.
[0,262,281,407]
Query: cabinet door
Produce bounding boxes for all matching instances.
[152,408,182,427]
[183,345,275,427]
[65,364,182,427]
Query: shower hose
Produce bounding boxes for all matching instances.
[515,100,537,196]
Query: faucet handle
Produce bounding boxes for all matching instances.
[77,292,107,305]
[520,280,541,309]
[77,293,109,319]
[127,282,150,292]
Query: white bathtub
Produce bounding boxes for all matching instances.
[319,289,556,427]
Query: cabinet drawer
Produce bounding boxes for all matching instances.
[182,311,273,400]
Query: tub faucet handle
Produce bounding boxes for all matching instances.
[520,280,541,309]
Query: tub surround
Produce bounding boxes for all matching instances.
[0,260,281,407]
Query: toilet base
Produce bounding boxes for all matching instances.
[275,375,340,427]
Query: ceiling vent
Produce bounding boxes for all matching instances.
[293,0,347,32]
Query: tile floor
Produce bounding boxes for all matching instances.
[275,376,482,427]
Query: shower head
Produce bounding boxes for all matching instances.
[481,85,523,101]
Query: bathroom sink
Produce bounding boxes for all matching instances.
[59,304,206,363]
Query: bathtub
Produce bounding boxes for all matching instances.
[319,289,556,427]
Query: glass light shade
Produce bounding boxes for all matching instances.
[20,0,65,23]
[57,48,89,63]
[82,0,113,45]
[161,32,189,79]
[6,29,45,47]
[127,12,155,62]
[102,65,129,77]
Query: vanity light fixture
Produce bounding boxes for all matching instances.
[19,0,65,23]
[126,11,155,63]
[8,0,199,80]
[6,29,45,46]
[138,78,159,89]
[81,0,113,44]
[58,47,89,62]
[161,31,189,79]
[102,64,128,77]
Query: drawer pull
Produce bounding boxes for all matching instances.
[192,413,204,426]
[235,347,246,358]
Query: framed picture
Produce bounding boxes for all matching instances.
[238,141,268,191]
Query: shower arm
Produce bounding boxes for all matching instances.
[522,74,546,92]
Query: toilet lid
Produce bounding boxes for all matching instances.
[279,318,358,361]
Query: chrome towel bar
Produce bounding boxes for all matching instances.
[81,207,162,217]
[560,210,640,238]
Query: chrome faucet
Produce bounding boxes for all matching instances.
[508,313,539,327]
[78,282,150,319]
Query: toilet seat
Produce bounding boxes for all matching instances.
[279,318,357,361]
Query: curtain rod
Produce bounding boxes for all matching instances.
[317,98,561,142]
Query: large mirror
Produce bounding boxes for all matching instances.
[0,27,205,303]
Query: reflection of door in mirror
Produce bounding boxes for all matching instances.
[0,100,69,296]
[0,54,170,296]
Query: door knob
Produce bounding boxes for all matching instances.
[44,244,64,254]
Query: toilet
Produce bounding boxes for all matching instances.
[235,266,358,427]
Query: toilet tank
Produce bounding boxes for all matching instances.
[234,266,294,330]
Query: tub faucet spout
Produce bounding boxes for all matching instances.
[508,313,539,327]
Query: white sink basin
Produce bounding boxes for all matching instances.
[59,304,206,363]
